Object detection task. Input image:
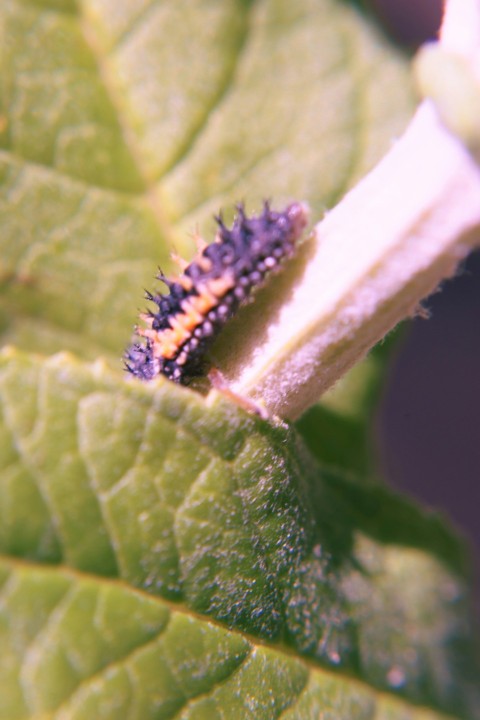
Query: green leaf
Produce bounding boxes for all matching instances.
[0,350,478,719]
[0,0,413,360]
[0,560,469,720]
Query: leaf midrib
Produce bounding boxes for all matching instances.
[0,555,465,720]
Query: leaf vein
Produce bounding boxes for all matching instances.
[49,611,174,719]
[167,646,254,720]
[276,669,311,720]
[111,0,160,51]
[156,1,256,180]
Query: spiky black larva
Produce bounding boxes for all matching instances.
[125,201,309,385]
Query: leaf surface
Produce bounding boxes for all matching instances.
[0,0,413,360]
[0,351,478,719]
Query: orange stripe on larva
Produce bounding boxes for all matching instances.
[180,299,204,325]
[206,275,235,297]
[151,329,184,359]
[148,275,236,361]
[178,275,194,291]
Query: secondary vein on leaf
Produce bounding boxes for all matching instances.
[0,556,466,719]
[110,0,159,51]
[77,6,173,242]
[157,0,255,179]
[167,646,254,720]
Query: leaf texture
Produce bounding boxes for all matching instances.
[0,351,478,718]
[0,0,413,359]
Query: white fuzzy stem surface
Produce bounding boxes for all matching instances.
[231,100,480,419]
[206,0,480,419]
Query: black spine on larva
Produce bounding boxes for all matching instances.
[125,201,308,384]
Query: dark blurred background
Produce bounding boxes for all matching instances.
[370,0,480,612]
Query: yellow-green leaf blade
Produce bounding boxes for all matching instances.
[0,350,478,718]
[0,0,413,359]
[0,561,470,720]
